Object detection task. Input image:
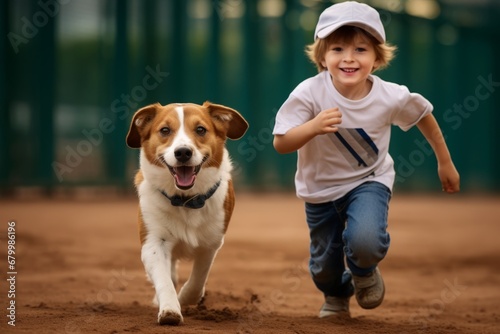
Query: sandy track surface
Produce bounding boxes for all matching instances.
[1,193,499,333]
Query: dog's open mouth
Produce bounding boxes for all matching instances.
[164,156,207,190]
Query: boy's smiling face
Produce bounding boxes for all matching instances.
[321,32,380,100]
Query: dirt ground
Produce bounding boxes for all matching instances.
[1,192,499,334]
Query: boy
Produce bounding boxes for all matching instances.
[273,1,460,318]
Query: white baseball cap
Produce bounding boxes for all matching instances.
[314,1,386,43]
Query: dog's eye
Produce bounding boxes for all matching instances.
[159,127,171,136]
[196,126,207,136]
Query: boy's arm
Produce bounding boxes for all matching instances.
[273,108,342,154]
[416,114,460,193]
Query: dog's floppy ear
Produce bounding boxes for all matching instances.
[126,103,160,148]
[203,101,249,140]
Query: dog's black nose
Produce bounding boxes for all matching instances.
[174,147,193,163]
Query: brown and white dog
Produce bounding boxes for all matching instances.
[126,101,248,325]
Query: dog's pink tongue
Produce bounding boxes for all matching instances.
[174,166,196,187]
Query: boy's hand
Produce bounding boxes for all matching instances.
[273,107,342,154]
[438,161,460,193]
[312,108,342,135]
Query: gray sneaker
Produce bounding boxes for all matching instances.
[319,295,350,318]
[352,267,385,309]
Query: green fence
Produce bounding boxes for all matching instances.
[1,0,500,194]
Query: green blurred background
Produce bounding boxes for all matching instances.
[1,0,499,196]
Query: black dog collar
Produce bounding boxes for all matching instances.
[159,180,221,209]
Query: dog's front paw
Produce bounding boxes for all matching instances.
[178,285,205,307]
[158,309,183,326]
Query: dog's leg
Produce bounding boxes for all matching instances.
[171,258,179,289]
[178,245,221,307]
[141,240,183,325]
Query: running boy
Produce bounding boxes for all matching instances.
[273,1,460,318]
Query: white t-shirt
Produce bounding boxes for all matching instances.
[273,71,433,203]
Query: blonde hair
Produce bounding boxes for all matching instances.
[306,25,396,73]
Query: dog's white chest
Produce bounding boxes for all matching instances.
[138,180,226,251]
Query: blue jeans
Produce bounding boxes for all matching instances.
[305,181,391,298]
